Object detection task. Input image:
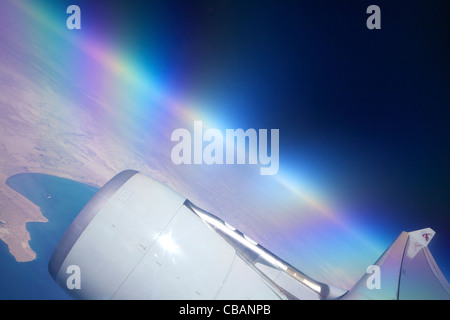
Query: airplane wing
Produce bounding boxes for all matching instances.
[341,228,450,300]
[48,170,448,300]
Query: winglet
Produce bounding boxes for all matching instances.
[341,227,449,300]
[406,228,435,259]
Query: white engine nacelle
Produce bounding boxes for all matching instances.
[49,170,334,300]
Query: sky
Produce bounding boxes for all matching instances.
[2,0,449,292]
[64,0,450,274]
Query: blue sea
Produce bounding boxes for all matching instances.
[0,173,98,299]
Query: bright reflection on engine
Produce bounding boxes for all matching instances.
[158,233,179,253]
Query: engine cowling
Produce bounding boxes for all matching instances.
[48,170,286,299]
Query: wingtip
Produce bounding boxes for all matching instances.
[408,227,435,245]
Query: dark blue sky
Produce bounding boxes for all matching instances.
[134,0,450,255]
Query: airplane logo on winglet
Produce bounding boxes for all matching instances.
[406,228,435,259]
[422,233,432,242]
